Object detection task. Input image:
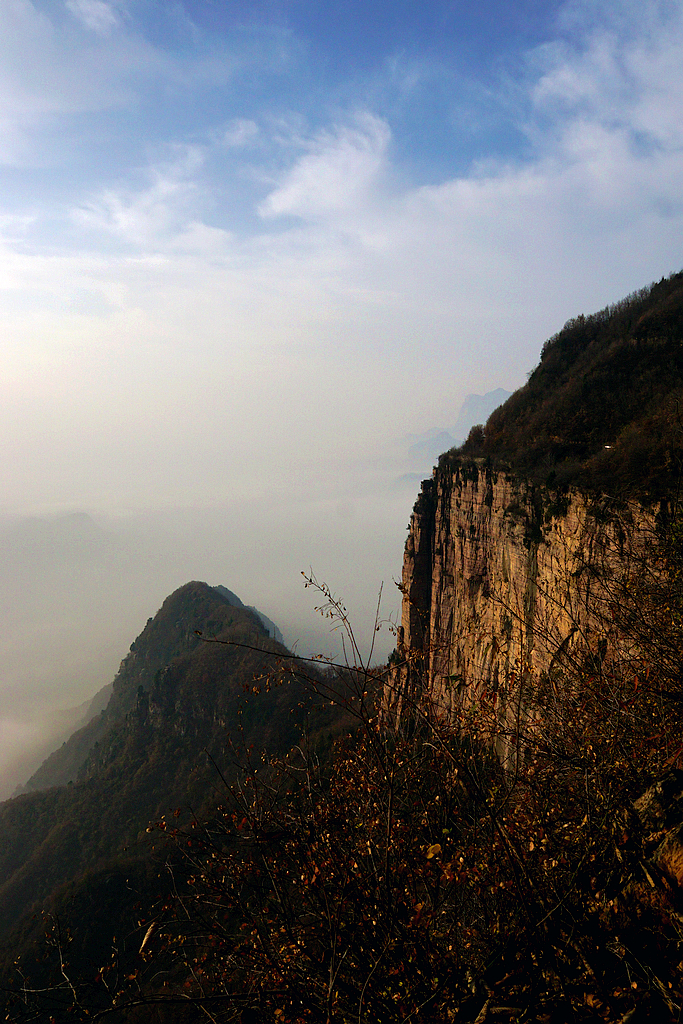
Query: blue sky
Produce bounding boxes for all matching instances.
[3,0,682,519]
[1,0,683,777]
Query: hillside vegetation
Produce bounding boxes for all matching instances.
[4,276,683,1022]
[458,271,683,499]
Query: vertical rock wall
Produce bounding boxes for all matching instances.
[387,458,647,763]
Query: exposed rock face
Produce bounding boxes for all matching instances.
[388,457,648,762]
[633,770,683,831]
[631,771,683,898]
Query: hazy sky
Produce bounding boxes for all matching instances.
[1,0,683,793]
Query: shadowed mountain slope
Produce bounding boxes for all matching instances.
[0,582,315,939]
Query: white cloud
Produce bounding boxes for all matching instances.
[244,0,680,296]
[74,145,206,246]
[0,2,180,166]
[259,113,391,222]
[169,220,233,253]
[2,0,683,499]
[65,0,118,36]
[531,3,683,152]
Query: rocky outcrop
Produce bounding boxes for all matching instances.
[388,456,650,762]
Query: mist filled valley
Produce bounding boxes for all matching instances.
[0,384,514,799]
[0,485,407,798]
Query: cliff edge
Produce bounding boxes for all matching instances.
[389,273,683,760]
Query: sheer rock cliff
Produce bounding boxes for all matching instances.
[388,456,649,762]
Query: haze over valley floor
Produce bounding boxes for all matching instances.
[0,389,506,798]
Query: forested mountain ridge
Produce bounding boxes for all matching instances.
[459,270,683,498]
[23,583,279,793]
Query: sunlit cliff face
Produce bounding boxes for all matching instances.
[388,459,654,767]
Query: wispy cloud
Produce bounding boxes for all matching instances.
[0,7,679,511]
[74,145,206,247]
[530,6,683,151]
[65,0,119,36]
[0,1,166,167]
[259,113,391,223]
[222,118,259,148]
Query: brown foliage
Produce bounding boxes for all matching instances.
[6,531,683,1022]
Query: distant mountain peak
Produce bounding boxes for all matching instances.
[403,388,512,471]
[0,578,313,941]
[451,389,512,445]
[20,581,287,798]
